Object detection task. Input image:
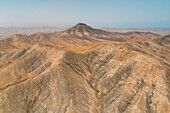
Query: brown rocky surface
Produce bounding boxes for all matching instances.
[153,35,170,49]
[0,23,169,113]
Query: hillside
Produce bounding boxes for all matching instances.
[0,23,169,113]
[153,35,170,49]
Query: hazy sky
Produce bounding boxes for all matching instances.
[0,0,170,28]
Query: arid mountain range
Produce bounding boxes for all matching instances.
[0,25,170,40]
[0,23,170,113]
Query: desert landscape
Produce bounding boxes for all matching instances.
[0,23,169,113]
[0,0,170,113]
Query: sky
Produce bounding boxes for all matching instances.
[0,0,170,28]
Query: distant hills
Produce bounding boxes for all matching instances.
[0,25,170,39]
[0,26,63,39]
[0,23,162,52]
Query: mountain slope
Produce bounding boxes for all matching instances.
[0,23,169,113]
[153,35,170,49]
[0,43,170,113]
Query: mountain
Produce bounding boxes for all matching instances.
[0,23,169,113]
[0,23,161,52]
[55,23,161,42]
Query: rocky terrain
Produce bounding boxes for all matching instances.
[0,23,169,113]
[153,35,170,49]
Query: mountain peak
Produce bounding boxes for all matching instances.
[61,23,110,38]
[63,23,95,36]
[76,23,87,26]
[73,23,91,29]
